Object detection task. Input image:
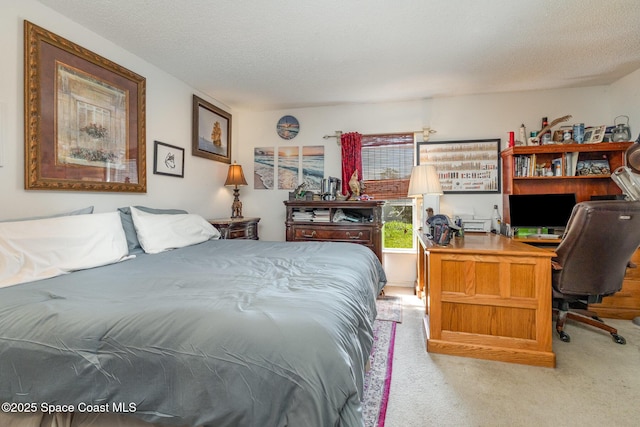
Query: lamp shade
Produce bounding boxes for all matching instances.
[224,162,248,187]
[407,165,443,197]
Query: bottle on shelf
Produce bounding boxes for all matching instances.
[540,117,551,145]
[491,204,501,233]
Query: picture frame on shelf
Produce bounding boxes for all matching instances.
[575,158,611,176]
[584,125,606,143]
[417,138,501,193]
[192,95,232,164]
[153,141,184,178]
[552,130,564,143]
[23,21,146,192]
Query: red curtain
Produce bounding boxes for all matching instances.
[340,132,362,196]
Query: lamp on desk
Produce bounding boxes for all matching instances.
[224,161,248,219]
[407,165,443,232]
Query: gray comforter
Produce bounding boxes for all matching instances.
[0,240,386,427]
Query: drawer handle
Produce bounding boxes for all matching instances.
[346,231,363,240]
[301,230,317,238]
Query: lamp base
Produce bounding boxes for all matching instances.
[231,187,243,219]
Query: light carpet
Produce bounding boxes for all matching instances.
[383,286,640,427]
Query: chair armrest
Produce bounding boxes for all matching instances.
[551,260,563,270]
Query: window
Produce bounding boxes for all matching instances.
[382,199,414,250]
[362,133,415,250]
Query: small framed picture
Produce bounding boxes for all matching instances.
[552,130,564,143]
[153,141,184,177]
[584,125,606,143]
[192,95,231,164]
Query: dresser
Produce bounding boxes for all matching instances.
[208,217,260,240]
[284,200,384,262]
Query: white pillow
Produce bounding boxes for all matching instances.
[130,206,220,254]
[0,212,129,288]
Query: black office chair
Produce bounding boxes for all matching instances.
[552,200,640,344]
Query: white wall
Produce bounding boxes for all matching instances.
[0,1,235,221]
[610,67,640,137]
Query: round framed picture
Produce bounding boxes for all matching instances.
[277,115,300,140]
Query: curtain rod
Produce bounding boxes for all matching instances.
[324,128,436,146]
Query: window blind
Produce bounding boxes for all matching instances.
[361,133,414,200]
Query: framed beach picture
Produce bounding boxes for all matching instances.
[301,146,324,192]
[417,139,501,193]
[278,146,299,190]
[23,21,146,192]
[254,147,275,189]
[192,95,231,164]
[153,141,184,178]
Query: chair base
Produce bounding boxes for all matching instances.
[553,305,626,345]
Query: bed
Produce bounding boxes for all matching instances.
[0,208,386,427]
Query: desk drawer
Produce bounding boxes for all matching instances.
[293,227,371,242]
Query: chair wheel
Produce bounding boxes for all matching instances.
[558,331,571,342]
[612,333,626,345]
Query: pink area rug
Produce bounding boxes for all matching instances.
[362,302,399,427]
[375,295,403,323]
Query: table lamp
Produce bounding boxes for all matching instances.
[224,161,248,218]
[407,164,443,232]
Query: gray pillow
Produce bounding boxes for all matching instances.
[118,206,188,254]
[1,206,94,222]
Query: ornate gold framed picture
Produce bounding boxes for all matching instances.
[24,21,146,192]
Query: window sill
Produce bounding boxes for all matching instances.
[382,248,416,254]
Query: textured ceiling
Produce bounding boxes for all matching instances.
[36,0,640,111]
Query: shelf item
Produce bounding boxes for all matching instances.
[284,200,384,262]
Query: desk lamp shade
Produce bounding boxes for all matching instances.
[225,162,248,218]
[407,165,443,197]
[408,165,443,231]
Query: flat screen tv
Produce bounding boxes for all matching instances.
[508,193,577,230]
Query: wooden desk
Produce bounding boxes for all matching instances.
[417,232,556,368]
[512,235,561,245]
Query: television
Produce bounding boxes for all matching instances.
[508,193,577,231]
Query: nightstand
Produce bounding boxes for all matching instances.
[208,217,260,240]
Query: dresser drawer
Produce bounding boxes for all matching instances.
[293,227,371,242]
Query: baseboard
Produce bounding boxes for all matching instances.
[385,281,414,288]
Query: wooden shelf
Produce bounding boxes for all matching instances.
[512,175,613,180]
[502,141,633,220]
[502,141,633,156]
